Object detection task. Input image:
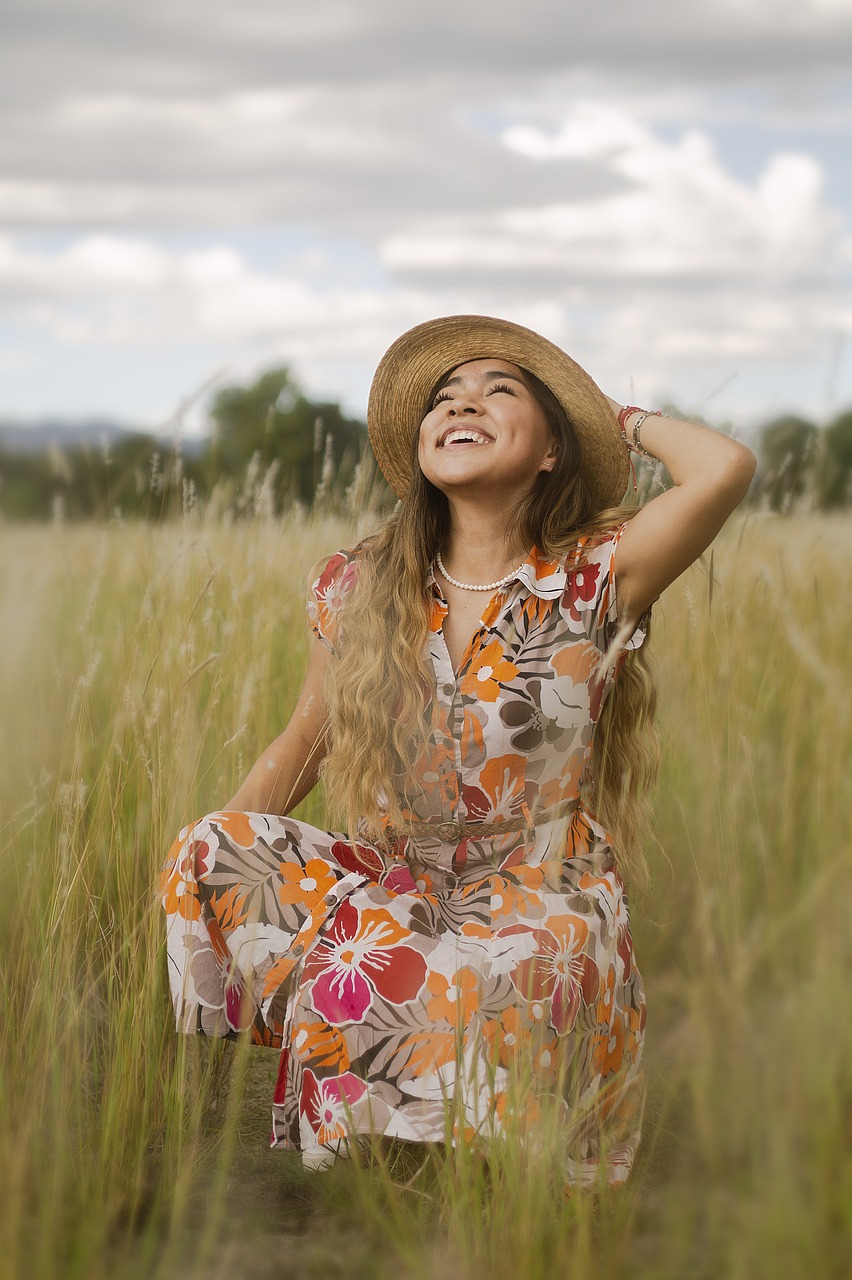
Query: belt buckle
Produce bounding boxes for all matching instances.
[436,819,462,842]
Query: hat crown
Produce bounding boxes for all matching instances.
[367,314,628,510]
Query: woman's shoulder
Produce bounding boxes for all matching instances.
[307,546,363,648]
[565,519,631,572]
[559,518,648,654]
[310,545,360,592]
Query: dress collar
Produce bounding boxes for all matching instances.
[512,546,567,600]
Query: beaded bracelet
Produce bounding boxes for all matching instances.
[617,405,662,459]
[617,404,644,433]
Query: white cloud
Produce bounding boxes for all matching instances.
[1,3,851,424]
[382,103,848,286]
[0,232,435,363]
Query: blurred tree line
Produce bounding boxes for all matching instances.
[1,366,851,520]
[0,367,377,521]
[755,410,852,512]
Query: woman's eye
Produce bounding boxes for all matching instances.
[431,390,452,408]
[487,382,514,396]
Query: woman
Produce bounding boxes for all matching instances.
[162,315,755,1188]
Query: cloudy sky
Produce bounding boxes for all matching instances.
[2,0,852,437]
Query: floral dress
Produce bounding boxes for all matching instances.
[161,522,649,1188]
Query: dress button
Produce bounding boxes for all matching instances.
[323,894,337,908]
[442,683,455,697]
[291,941,304,957]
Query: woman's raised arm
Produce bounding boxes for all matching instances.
[223,637,330,815]
[611,401,756,624]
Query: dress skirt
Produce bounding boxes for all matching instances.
[161,805,646,1188]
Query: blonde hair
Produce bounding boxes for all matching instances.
[320,367,659,888]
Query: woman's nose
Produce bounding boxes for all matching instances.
[449,396,480,416]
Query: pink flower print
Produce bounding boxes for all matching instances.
[300,1068,367,1147]
[303,901,427,1025]
[224,975,249,1031]
[380,864,419,895]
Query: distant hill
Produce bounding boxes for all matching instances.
[0,419,207,456]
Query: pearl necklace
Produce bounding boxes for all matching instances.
[435,551,527,592]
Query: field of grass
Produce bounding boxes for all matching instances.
[0,506,850,1280]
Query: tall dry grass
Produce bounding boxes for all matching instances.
[0,503,850,1280]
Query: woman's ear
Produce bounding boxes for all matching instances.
[539,438,558,473]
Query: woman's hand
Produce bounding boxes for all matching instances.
[223,637,330,815]
[609,399,756,625]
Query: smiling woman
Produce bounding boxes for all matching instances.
[161,313,755,1190]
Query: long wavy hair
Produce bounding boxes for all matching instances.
[319,366,659,888]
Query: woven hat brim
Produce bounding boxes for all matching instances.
[367,314,629,511]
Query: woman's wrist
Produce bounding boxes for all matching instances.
[615,404,662,459]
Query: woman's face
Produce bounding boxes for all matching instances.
[418,359,557,498]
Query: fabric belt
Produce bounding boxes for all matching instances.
[395,796,582,844]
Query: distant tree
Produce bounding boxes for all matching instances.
[757,415,818,512]
[207,366,367,510]
[816,409,852,509]
[0,450,55,520]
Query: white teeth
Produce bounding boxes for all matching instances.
[442,429,491,446]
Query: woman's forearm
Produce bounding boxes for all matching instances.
[605,393,756,619]
[224,720,327,815]
[605,396,754,490]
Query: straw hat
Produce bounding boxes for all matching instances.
[367,314,629,510]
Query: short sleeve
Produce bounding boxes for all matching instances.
[306,548,360,652]
[564,522,650,656]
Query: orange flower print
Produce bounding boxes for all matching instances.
[428,591,448,634]
[160,865,201,921]
[490,873,540,921]
[160,829,214,921]
[292,1019,351,1073]
[460,639,519,702]
[208,884,250,932]
[392,1030,457,1077]
[509,863,546,893]
[425,968,480,1027]
[482,1005,557,1084]
[494,1086,542,1129]
[278,858,337,907]
[549,641,597,685]
[534,771,581,817]
[540,645,594,732]
[460,705,487,765]
[482,1004,524,1068]
[214,811,258,848]
[623,1005,644,1058]
[462,754,526,824]
[509,914,594,1033]
[593,1014,626,1076]
[530,1038,559,1086]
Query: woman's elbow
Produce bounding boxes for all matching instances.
[721,441,757,501]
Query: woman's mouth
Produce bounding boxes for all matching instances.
[439,428,493,448]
